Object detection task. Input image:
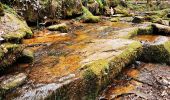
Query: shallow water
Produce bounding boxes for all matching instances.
[133,35,160,42]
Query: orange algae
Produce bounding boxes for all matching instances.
[29,55,81,83]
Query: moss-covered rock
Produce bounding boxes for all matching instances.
[47,23,68,32]
[125,25,153,39]
[80,41,142,99]
[0,43,24,69]
[19,49,34,63]
[81,6,100,23]
[0,73,27,97]
[52,40,143,100]
[140,40,170,65]
[0,5,33,43]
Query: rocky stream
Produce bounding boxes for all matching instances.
[0,0,170,100]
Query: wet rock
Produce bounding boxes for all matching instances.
[140,37,170,64]
[0,43,24,69]
[0,4,33,43]
[81,6,100,23]
[132,16,144,23]
[6,39,143,100]
[152,24,170,35]
[47,23,68,33]
[19,49,34,63]
[0,73,27,95]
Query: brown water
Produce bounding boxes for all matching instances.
[133,35,160,42]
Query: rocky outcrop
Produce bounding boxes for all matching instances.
[10,0,83,22]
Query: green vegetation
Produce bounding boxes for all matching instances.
[81,6,100,23]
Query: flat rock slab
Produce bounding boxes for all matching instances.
[80,39,135,65]
[4,39,142,100]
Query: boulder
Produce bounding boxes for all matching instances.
[0,4,33,43]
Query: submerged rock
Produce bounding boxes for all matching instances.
[47,23,68,32]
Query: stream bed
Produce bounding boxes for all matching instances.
[1,20,170,100]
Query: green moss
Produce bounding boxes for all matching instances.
[81,6,100,23]
[2,32,26,43]
[126,25,153,39]
[114,5,131,17]
[96,0,104,9]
